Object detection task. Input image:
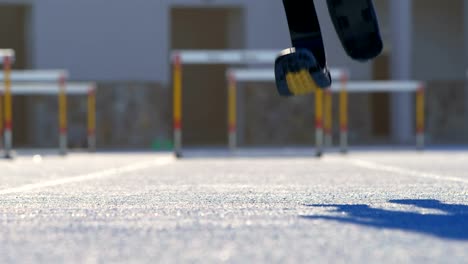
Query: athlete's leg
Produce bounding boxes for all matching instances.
[275,0,331,97]
[327,0,383,61]
[283,0,326,69]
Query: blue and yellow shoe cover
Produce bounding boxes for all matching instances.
[274,48,331,97]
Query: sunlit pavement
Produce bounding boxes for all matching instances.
[0,149,467,263]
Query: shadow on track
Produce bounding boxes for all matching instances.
[301,199,468,240]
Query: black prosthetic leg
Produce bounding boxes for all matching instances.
[326,0,383,61]
[275,0,383,96]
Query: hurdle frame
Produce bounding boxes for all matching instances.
[0,70,68,156]
[224,68,425,153]
[226,68,348,157]
[338,73,349,153]
[330,81,426,151]
[0,80,97,155]
[171,49,282,158]
[87,84,97,152]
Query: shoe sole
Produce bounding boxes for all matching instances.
[275,48,331,97]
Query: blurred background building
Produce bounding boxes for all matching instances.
[0,0,467,149]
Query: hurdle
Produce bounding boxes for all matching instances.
[224,68,424,153]
[226,68,348,157]
[0,70,68,156]
[0,78,97,155]
[171,50,281,158]
[330,81,426,152]
[0,49,15,158]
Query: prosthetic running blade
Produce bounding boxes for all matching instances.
[327,0,383,61]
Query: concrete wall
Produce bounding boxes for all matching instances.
[31,0,375,84]
[32,0,169,82]
[9,0,466,83]
[413,0,465,80]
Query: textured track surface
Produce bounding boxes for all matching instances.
[0,149,467,263]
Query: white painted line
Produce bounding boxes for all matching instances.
[0,156,175,195]
[347,158,468,184]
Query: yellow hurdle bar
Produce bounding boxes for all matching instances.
[88,85,96,152]
[58,74,68,155]
[315,89,324,157]
[324,89,333,148]
[416,84,425,150]
[228,73,237,151]
[339,74,349,154]
[3,56,13,158]
[173,54,183,158]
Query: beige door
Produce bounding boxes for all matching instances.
[0,5,30,147]
[171,7,244,146]
[371,52,391,138]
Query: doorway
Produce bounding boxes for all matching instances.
[371,52,391,139]
[171,7,244,146]
[0,4,31,147]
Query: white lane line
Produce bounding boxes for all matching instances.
[0,156,174,195]
[347,158,468,184]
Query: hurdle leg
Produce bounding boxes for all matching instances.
[416,84,425,150]
[58,75,67,155]
[173,54,183,158]
[324,89,333,148]
[339,75,348,154]
[315,89,324,157]
[3,56,13,159]
[88,86,96,152]
[228,74,237,151]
